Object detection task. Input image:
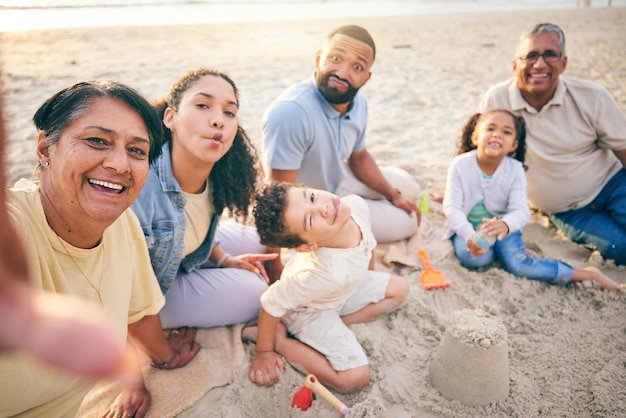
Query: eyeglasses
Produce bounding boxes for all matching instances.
[517,50,562,64]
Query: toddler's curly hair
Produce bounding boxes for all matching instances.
[253,182,306,249]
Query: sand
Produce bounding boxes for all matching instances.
[1,6,625,418]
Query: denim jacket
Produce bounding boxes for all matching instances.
[132,142,219,294]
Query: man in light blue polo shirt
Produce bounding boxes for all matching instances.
[262,25,421,243]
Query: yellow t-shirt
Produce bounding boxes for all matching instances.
[0,180,165,417]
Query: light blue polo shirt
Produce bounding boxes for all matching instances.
[262,76,368,193]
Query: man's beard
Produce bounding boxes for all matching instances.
[316,72,359,105]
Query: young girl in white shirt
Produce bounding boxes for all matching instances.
[443,109,619,290]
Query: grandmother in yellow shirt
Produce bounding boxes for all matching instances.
[0,81,200,418]
[0,90,121,380]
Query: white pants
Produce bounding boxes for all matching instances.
[336,165,421,243]
[283,271,390,371]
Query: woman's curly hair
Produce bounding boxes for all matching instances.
[456,109,527,167]
[154,68,263,221]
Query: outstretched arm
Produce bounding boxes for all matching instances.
[0,92,29,293]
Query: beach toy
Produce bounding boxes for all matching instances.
[291,385,314,411]
[430,309,510,406]
[418,191,429,214]
[474,223,496,249]
[417,250,451,290]
[291,374,350,416]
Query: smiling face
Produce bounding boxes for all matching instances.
[472,111,519,162]
[164,74,239,176]
[37,97,151,244]
[315,33,373,109]
[513,31,567,109]
[284,187,353,249]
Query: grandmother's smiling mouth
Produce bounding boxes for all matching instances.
[88,178,126,193]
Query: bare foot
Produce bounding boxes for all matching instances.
[584,266,620,291]
[429,189,444,204]
[241,325,258,343]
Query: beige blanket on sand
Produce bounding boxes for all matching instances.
[77,325,247,418]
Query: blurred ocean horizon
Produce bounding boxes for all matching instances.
[1,0,623,32]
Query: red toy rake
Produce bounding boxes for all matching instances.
[291,374,350,416]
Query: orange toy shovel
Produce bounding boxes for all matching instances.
[417,250,451,290]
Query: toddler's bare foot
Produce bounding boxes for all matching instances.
[429,189,444,204]
[585,266,620,291]
[241,325,258,343]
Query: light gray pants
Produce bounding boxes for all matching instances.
[159,222,268,329]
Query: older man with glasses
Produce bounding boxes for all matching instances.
[477,22,626,266]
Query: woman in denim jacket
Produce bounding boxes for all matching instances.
[132,68,279,328]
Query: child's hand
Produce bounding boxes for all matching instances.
[467,236,488,257]
[249,350,285,387]
[481,218,509,240]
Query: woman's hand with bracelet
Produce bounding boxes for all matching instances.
[151,327,200,370]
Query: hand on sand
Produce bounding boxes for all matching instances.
[244,323,287,387]
[104,384,150,418]
[165,327,201,368]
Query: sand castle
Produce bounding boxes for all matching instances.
[430,309,510,406]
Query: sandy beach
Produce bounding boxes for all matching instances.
[1,5,625,418]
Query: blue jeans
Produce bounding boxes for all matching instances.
[550,169,626,266]
[452,231,573,285]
